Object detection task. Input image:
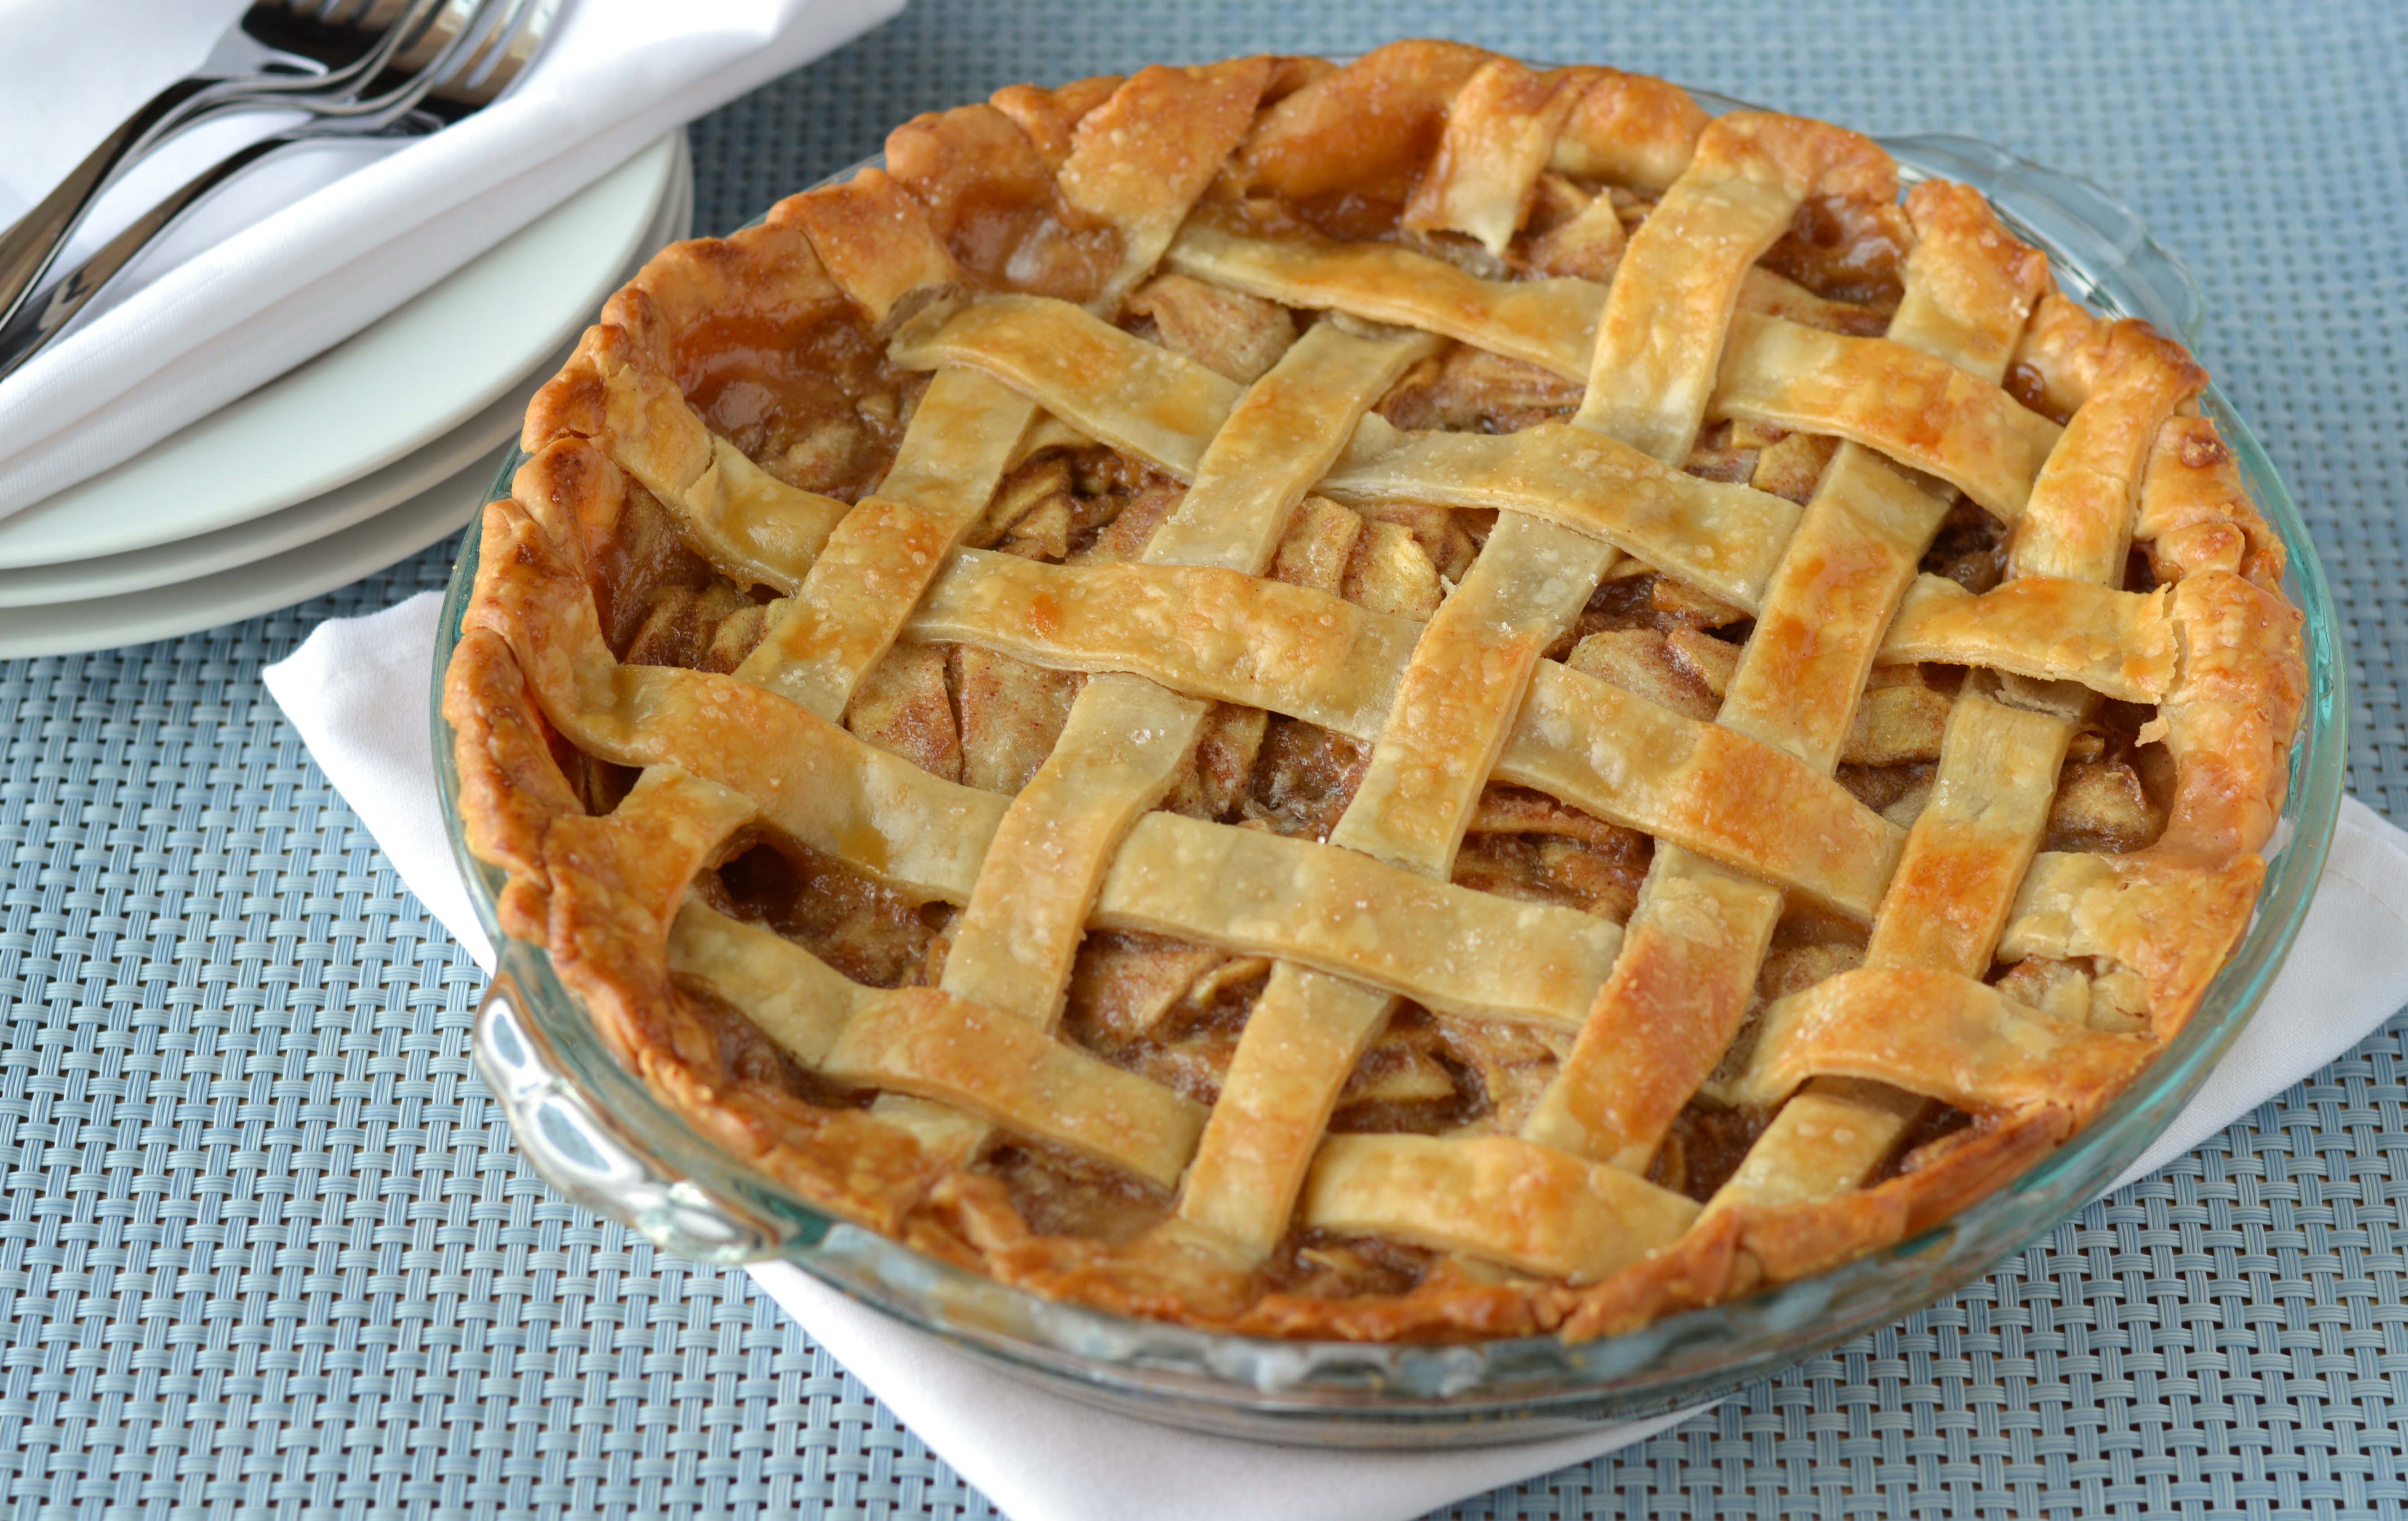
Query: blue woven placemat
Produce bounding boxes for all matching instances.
[3,1,2404,1516]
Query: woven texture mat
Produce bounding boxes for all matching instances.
[4,2,2404,1516]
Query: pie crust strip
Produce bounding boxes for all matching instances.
[2008,325,2205,584]
[1093,812,1621,1027]
[1523,173,2047,1179]
[1874,575,2177,703]
[1730,967,2155,1128]
[822,987,1208,1187]
[889,295,1241,478]
[547,766,758,926]
[1712,257,2185,1239]
[1520,849,1781,1172]
[1317,422,1800,613]
[1712,446,1956,769]
[1709,312,2061,521]
[1701,693,2070,1222]
[1401,58,1586,256]
[668,899,864,1064]
[677,441,854,596]
[1162,225,1867,383]
[906,552,1902,914]
[783,166,960,322]
[738,365,1040,720]
[1547,67,1709,189]
[1521,446,1950,1170]
[910,549,1420,735]
[936,675,1209,1021]
[473,502,1010,902]
[1501,664,1901,919]
[1575,112,1892,464]
[1295,114,1926,1254]
[1998,847,2267,1029]
[668,902,1206,1187]
[1171,225,2057,524]
[1301,1134,1700,1282]
[1860,694,2073,976]
[1193,510,1618,1258]
[481,507,1631,1024]
[2145,571,2305,862]
[1331,516,1621,873]
[2133,413,2284,588]
[1167,221,1604,380]
[587,351,851,596]
[1057,57,1277,307]
[936,322,1435,1027]
[1174,962,1394,1254]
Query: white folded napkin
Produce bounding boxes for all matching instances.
[0,0,903,519]
[266,590,2408,1521]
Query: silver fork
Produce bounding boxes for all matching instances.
[0,0,559,385]
[0,0,454,330]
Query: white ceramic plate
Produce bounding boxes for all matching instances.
[0,353,546,610]
[0,142,693,611]
[0,135,685,569]
[0,440,506,658]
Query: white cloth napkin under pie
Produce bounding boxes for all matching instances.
[0,0,904,519]
[265,592,2408,1521]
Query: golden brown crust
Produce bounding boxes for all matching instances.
[1550,69,1711,192]
[990,75,1125,169]
[1402,59,1588,256]
[784,167,963,321]
[1731,1108,2065,1286]
[1061,57,1277,304]
[442,624,573,942]
[1234,40,1493,208]
[2155,571,2307,861]
[446,44,2308,1344]
[2137,413,2287,590]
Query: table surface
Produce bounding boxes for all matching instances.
[5,1,2406,1516]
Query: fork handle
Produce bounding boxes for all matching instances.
[0,132,291,384]
[0,78,225,332]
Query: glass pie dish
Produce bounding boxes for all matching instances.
[431,102,2347,1446]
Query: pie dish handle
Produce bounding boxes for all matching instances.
[473,971,787,1262]
[1880,131,2206,346]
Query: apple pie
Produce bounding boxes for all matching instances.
[445,41,2306,1341]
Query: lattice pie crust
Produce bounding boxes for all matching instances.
[445,43,2306,1341]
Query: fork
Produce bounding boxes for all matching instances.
[0,1,455,330]
[0,0,557,384]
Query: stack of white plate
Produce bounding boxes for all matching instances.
[0,134,693,658]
